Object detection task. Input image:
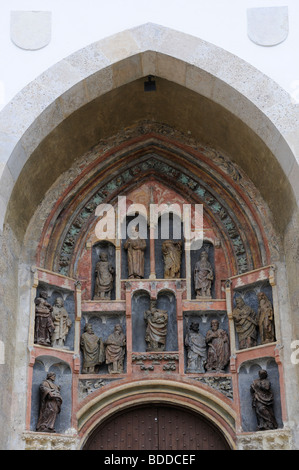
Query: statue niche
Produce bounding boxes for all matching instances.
[94,252,115,300]
[124,227,147,279]
[194,249,214,299]
[36,372,62,433]
[250,369,278,431]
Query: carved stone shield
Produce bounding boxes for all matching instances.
[247,6,289,47]
[10,11,52,50]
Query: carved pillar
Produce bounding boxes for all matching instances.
[185,241,191,299]
[28,267,39,348]
[149,223,156,279]
[74,281,82,356]
[176,281,184,375]
[225,280,236,354]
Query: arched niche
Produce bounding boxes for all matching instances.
[155,212,185,280]
[30,356,72,433]
[131,289,177,352]
[35,282,75,351]
[121,214,150,280]
[1,23,299,449]
[92,240,116,300]
[191,241,215,300]
[80,313,126,375]
[238,357,283,432]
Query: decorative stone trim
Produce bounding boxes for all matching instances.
[192,376,233,400]
[22,430,79,450]
[236,428,293,450]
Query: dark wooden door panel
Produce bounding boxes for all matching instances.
[84,405,230,450]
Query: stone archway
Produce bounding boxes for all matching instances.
[1,23,299,449]
[83,404,231,450]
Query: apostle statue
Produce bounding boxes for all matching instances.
[232,297,258,350]
[94,251,115,300]
[51,297,72,349]
[257,292,276,345]
[205,319,230,372]
[194,251,214,298]
[250,369,278,431]
[124,228,147,279]
[34,290,54,347]
[80,323,105,374]
[36,372,62,433]
[162,240,182,279]
[105,324,126,374]
[144,300,168,351]
[185,322,207,373]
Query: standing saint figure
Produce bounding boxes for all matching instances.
[194,251,214,298]
[144,300,168,351]
[257,292,276,345]
[124,229,146,279]
[232,297,258,350]
[185,322,207,373]
[162,240,182,278]
[36,372,62,433]
[105,324,126,374]
[80,323,105,374]
[205,319,230,372]
[250,369,278,431]
[51,297,72,349]
[94,251,115,300]
[34,290,54,346]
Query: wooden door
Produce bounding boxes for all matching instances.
[83,405,231,450]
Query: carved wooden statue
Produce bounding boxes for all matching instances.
[162,240,182,278]
[105,324,126,374]
[232,297,258,350]
[36,372,62,433]
[94,251,115,300]
[144,300,168,351]
[257,292,276,345]
[34,290,54,346]
[124,231,146,279]
[80,323,105,374]
[205,319,230,372]
[51,297,72,349]
[194,251,214,298]
[250,369,278,431]
[185,322,207,373]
